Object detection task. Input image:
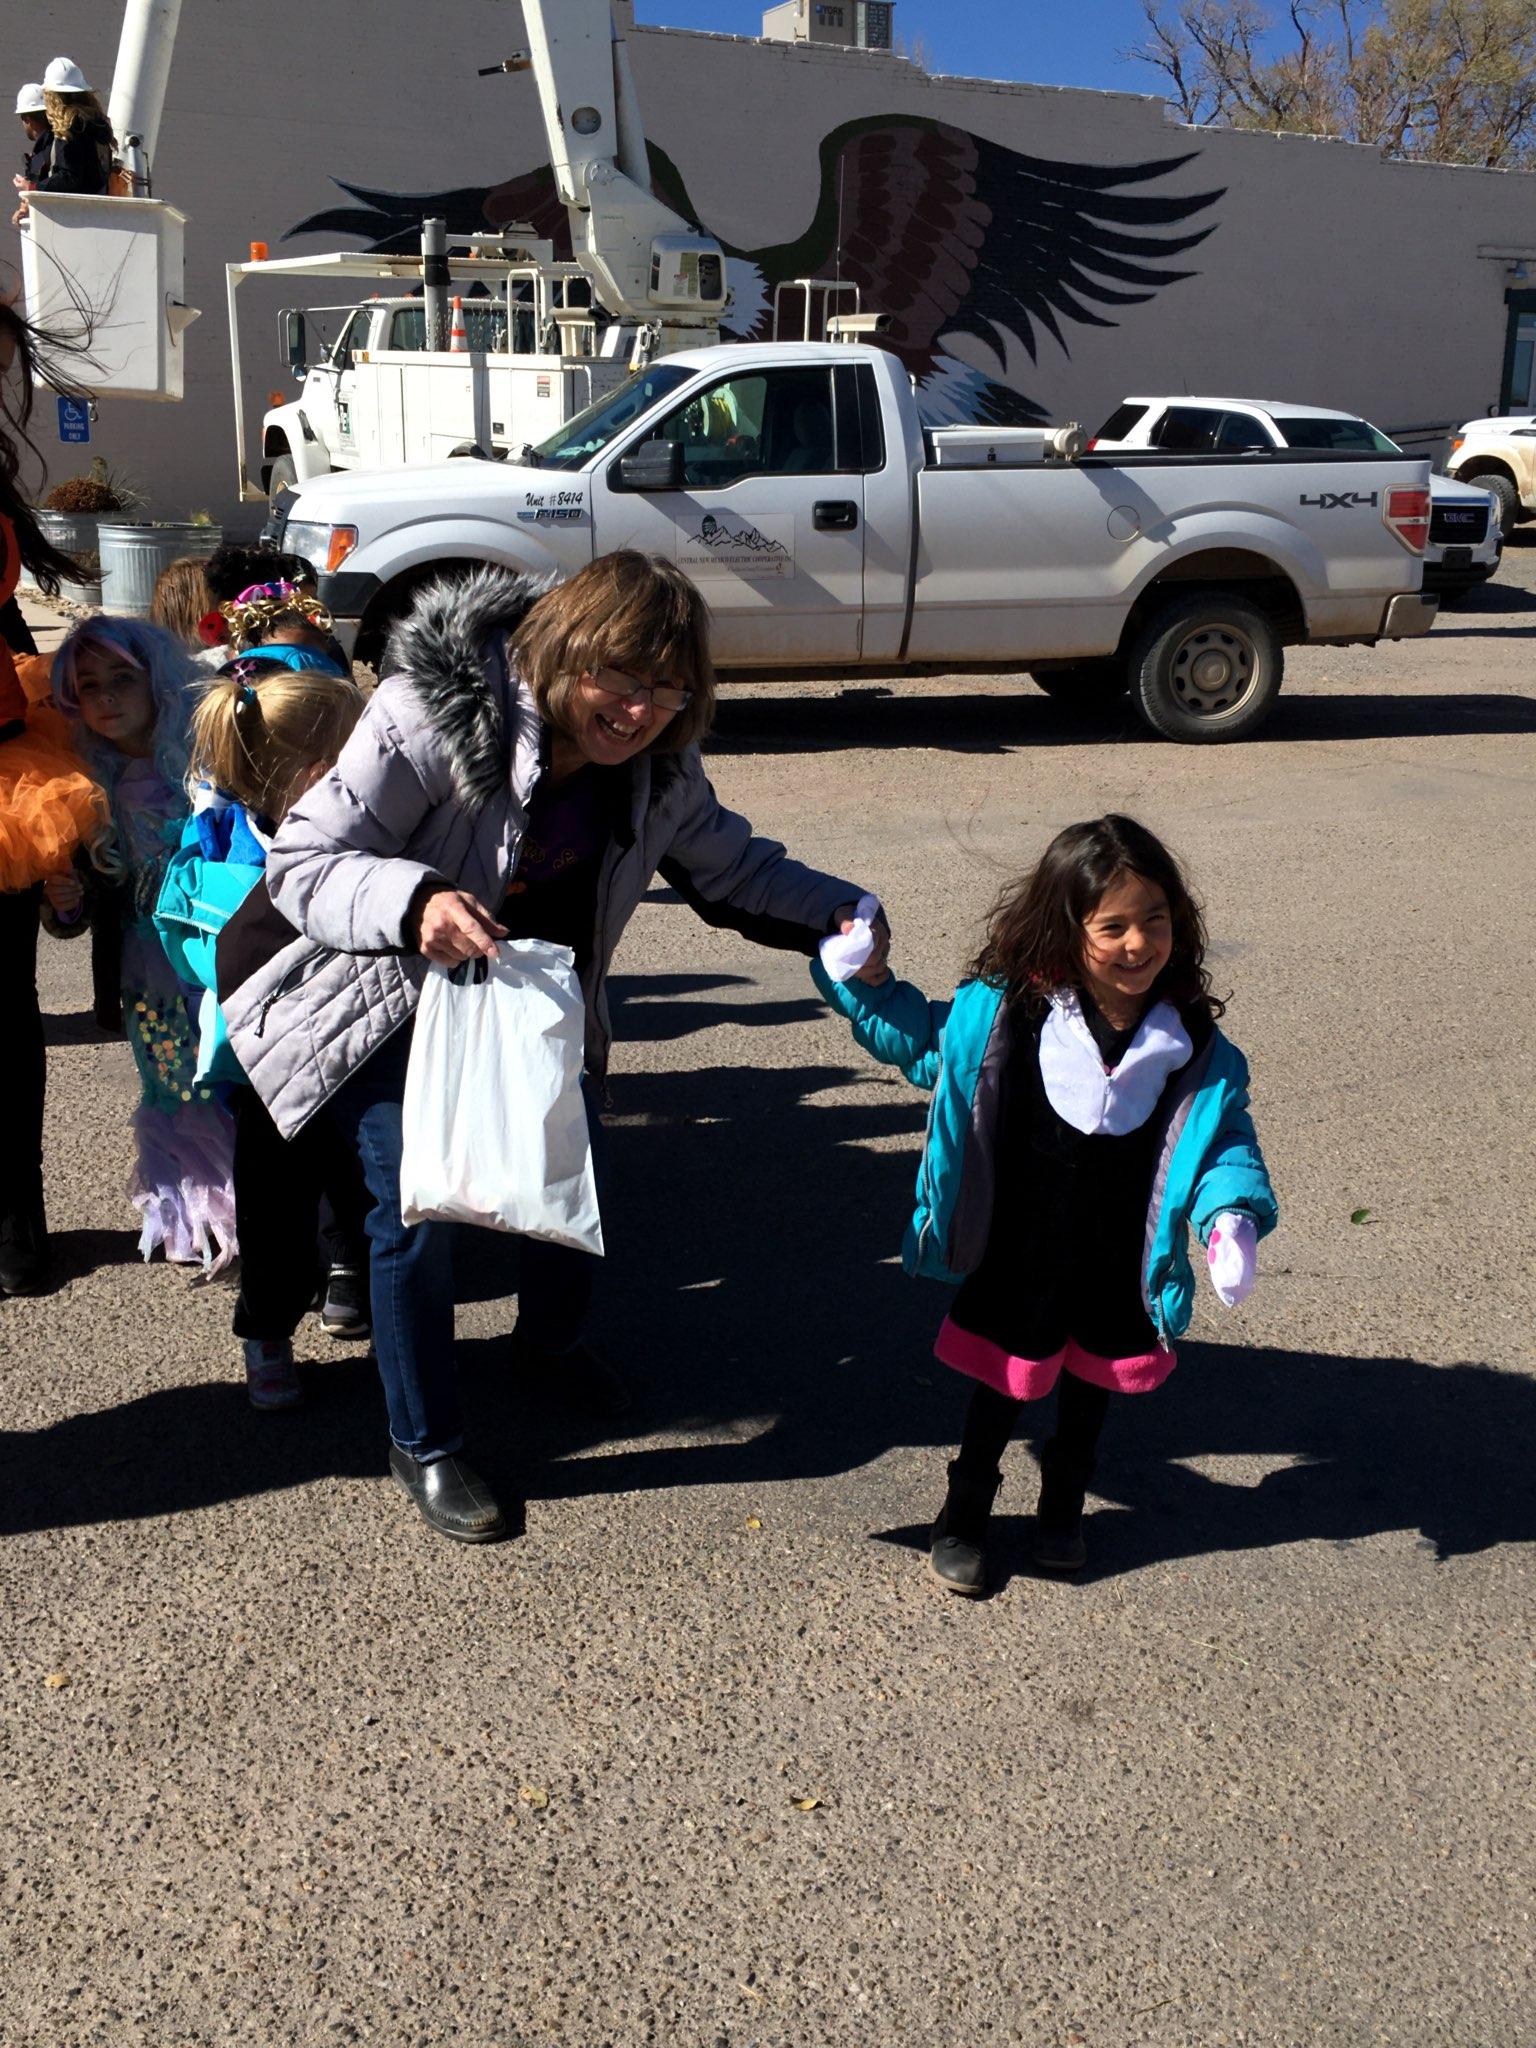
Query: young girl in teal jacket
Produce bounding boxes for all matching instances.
[813,814,1277,1595]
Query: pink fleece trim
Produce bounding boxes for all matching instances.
[934,1317,1177,1400]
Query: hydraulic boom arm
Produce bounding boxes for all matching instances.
[488,1,725,349]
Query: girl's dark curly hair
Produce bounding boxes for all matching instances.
[967,813,1225,1023]
[0,294,93,595]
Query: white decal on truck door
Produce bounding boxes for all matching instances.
[677,513,794,579]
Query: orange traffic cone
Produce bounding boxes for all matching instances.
[448,296,468,351]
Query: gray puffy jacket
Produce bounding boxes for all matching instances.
[222,568,862,1137]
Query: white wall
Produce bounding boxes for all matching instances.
[7,3,1535,525]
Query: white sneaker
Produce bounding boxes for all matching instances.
[243,1337,302,1410]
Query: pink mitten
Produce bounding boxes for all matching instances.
[1207,1210,1257,1307]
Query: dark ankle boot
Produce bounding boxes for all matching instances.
[929,1459,1003,1597]
[0,1190,50,1297]
[1032,1438,1094,1571]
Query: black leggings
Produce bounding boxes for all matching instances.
[956,1372,1110,1477]
[0,885,46,1220]
[229,1084,373,1342]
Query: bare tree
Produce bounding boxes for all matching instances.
[1128,0,1536,167]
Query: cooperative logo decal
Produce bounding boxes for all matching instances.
[677,513,794,578]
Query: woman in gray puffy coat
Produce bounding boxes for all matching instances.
[221,552,886,1545]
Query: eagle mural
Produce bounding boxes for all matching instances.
[287,115,1224,426]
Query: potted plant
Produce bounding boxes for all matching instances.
[24,460,134,601]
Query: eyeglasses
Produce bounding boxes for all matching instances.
[589,666,693,714]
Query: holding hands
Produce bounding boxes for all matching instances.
[1207,1210,1257,1306]
[824,895,892,986]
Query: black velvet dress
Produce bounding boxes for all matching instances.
[941,991,1211,1379]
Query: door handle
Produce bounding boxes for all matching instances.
[813,500,859,531]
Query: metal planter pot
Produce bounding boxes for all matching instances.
[95,522,223,617]
[33,507,102,557]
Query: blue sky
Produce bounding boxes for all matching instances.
[633,0,1175,96]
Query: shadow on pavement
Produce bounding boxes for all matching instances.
[4,1037,1531,1574]
[42,1008,110,1048]
[705,686,1536,755]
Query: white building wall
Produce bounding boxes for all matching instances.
[7,2,1536,525]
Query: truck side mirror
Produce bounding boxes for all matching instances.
[616,438,684,492]
[282,309,309,379]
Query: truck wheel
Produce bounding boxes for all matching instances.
[267,454,297,509]
[1476,473,1521,533]
[1127,593,1283,743]
[1028,660,1127,706]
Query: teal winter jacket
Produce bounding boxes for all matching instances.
[811,960,1277,1345]
[152,802,269,1088]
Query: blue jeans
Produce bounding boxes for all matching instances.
[328,1025,604,1463]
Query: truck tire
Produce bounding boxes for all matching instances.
[267,454,297,509]
[1476,472,1521,533]
[1127,592,1283,744]
[1028,659,1127,706]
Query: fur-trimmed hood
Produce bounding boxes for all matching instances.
[383,565,551,814]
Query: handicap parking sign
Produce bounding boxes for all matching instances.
[57,396,91,444]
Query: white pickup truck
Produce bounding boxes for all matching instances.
[269,341,1438,742]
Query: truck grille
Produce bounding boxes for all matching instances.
[1430,502,1489,545]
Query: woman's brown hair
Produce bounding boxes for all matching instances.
[968,813,1225,1023]
[512,550,715,753]
[44,89,113,141]
[150,556,215,647]
[189,662,365,823]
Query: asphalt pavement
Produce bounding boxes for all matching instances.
[4,551,1533,2046]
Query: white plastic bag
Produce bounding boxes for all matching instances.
[400,939,604,1255]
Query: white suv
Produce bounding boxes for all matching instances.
[1093,397,1502,606]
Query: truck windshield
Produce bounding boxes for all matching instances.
[1276,417,1401,454]
[531,364,693,471]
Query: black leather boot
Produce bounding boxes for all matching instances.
[929,1459,1003,1596]
[389,1445,508,1544]
[1032,1437,1095,1571]
[0,1191,50,1297]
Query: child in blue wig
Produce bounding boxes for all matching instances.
[45,615,237,1272]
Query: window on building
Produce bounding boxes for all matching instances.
[815,5,846,25]
[1513,313,1536,408]
[862,2,893,46]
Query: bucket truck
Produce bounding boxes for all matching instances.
[19,0,199,402]
[232,0,730,503]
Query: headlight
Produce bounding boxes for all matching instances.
[282,520,358,576]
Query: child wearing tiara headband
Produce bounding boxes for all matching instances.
[46,616,238,1272]
[222,579,350,677]
[156,652,370,1407]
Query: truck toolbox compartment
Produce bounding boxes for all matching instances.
[928,424,1085,468]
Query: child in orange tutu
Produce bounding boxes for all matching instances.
[1,296,110,1293]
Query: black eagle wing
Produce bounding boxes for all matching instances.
[749,118,1224,423]
[286,167,570,256]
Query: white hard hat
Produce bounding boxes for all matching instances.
[41,57,93,95]
[15,82,47,115]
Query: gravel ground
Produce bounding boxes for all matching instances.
[4,550,1533,2047]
